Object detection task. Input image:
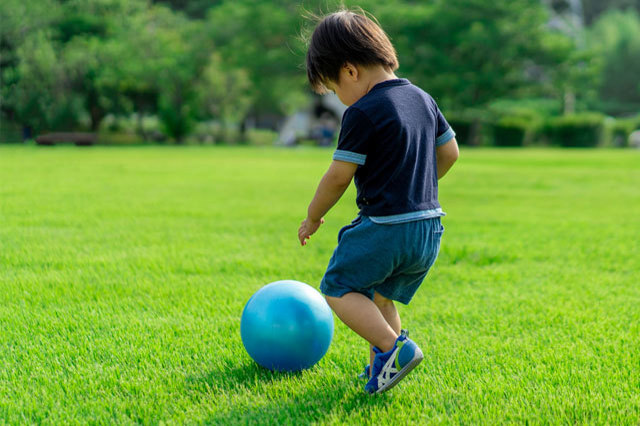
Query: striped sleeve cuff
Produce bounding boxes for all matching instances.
[436,127,456,146]
[333,149,366,165]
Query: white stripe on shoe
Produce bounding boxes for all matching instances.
[376,346,424,394]
[376,347,400,389]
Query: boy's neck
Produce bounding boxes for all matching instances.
[363,67,399,94]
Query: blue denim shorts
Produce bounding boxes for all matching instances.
[320,215,444,305]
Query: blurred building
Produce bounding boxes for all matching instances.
[278,93,347,146]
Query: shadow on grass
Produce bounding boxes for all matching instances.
[186,359,303,393]
[186,360,392,424]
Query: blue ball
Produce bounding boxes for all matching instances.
[240,280,334,372]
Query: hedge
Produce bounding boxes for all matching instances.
[544,113,606,147]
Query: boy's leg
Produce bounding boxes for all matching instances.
[369,291,401,376]
[373,291,401,332]
[325,292,398,353]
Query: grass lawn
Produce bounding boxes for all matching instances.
[1,145,639,424]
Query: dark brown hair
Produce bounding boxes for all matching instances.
[305,8,398,94]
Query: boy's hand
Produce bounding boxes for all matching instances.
[298,217,325,246]
[298,160,355,247]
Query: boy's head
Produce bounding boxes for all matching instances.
[306,9,398,95]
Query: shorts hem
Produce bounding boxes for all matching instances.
[375,288,414,305]
[320,280,374,301]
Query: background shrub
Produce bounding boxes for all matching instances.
[606,116,640,147]
[492,117,529,147]
[544,113,606,147]
[490,109,544,147]
[245,129,278,146]
[447,111,486,146]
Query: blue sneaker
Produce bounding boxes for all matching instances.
[364,332,423,394]
[359,330,411,380]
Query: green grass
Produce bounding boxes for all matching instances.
[1,145,639,424]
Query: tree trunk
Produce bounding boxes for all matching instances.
[90,105,104,132]
[136,110,148,142]
[22,126,32,142]
[470,119,482,146]
[563,90,576,115]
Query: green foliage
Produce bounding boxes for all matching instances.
[487,104,545,147]
[206,1,308,116]
[588,10,640,114]
[446,109,492,146]
[4,31,86,132]
[0,0,62,48]
[492,117,531,147]
[152,0,224,18]
[488,98,562,118]
[195,53,252,130]
[244,128,279,146]
[541,39,602,114]
[0,121,24,143]
[158,91,196,143]
[374,0,564,109]
[445,115,475,146]
[113,4,210,142]
[0,0,152,133]
[545,112,606,147]
[55,14,107,43]
[582,0,640,25]
[605,116,640,147]
[2,0,640,142]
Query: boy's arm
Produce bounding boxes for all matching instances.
[436,138,459,179]
[298,160,358,246]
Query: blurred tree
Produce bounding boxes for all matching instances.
[541,41,601,115]
[581,0,640,25]
[58,0,149,131]
[371,0,566,109]
[588,10,640,114]
[1,0,149,134]
[100,4,217,142]
[0,0,61,68]
[206,0,309,124]
[99,6,181,140]
[151,0,223,19]
[0,0,62,130]
[3,0,638,142]
[363,0,579,141]
[61,37,126,131]
[196,52,252,141]
[540,0,601,114]
[4,31,85,132]
[138,6,210,142]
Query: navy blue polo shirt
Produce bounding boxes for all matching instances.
[333,78,455,224]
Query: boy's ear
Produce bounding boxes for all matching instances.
[342,62,359,81]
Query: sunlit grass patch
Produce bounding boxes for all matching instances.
[0,145,639,423]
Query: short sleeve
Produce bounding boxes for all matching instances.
[435,107,456,146]
[333,108,373,165]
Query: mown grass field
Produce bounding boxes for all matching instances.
[1,145,639,424]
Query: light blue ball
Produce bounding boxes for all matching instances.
[240,280,334,372]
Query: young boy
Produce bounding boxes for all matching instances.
[298,9,459,394]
